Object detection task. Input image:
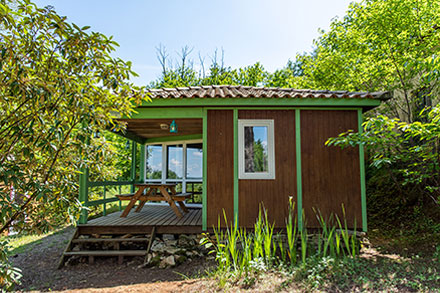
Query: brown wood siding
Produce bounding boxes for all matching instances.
[206,110,234,227]
[300,110,361,228]
[238,110,297,228]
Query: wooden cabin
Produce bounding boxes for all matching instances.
[78,86,391,234]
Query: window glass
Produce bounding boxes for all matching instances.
[167,144,183,179]
[238,120,275,180]
[186,143,203,179]
[244,126,269,173]
[146,145,162,179]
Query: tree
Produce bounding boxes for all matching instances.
[0,0,147,234]
[150,46,269,88]
[290,0,440,122]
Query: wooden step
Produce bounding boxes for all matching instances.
[72,237,150,243]
[64,250,147,257]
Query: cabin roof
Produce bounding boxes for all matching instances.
[147,85,391,101]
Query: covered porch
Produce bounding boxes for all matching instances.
[78,108,207,234]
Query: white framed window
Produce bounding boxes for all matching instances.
[238,119,275,180]
[144,139,203,192]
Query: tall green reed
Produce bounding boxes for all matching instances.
[286,197,297,266]
[201,203,362,280]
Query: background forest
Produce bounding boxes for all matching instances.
[1,0,440,290]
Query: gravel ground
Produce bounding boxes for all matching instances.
[11,226,216,292]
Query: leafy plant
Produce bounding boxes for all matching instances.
[0,240,22,291]
[0,0,148,234]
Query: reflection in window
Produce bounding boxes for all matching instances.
[244,126,268,173]
[146,145,162,179]
[186,143,203,179]
[167,145,183,179]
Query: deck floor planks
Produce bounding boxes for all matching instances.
[80,205,202,234]
[122,212,146,226]
[182,209,199,226]
[170,209,190,226]
[195,210,202,226]
[134,206,164,225]
[147,206,176,226]
[191,210,201,226]
[159,208,182,226]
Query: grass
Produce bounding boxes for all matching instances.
[2,228,67,255]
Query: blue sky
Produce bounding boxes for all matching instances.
[33,0,355,86]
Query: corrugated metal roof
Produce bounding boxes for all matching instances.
[147,85,391,100]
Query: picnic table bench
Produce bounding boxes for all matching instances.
[116,183,191,218]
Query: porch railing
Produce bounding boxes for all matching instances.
[79,177,135,224]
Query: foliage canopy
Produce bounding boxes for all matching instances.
[0,0,147,234]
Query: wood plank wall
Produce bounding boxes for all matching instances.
[238,110,297,228]
[206,110,234,227]
[300,110,362,228]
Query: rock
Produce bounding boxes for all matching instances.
[175,255,187,265]
[72,245,80,252]
[163,239,177,246]
[166,247,183,255]
[78,235,89,239]
[159,255,175,268]
[178,235,196,247]
[144,253,161,267]
[162,234,175,241]
[121,234,133,239]
[101,235,112,239]
[151,241,167,253]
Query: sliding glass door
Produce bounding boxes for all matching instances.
[145,140,202,202]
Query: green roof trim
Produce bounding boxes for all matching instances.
[140,97,382,108]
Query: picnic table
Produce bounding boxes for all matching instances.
[117,183,191,218]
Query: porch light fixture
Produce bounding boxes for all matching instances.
[170,120,178,133]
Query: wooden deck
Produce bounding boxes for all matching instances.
[78,204,202,235]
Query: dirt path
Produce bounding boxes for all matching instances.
[11,227,215,292]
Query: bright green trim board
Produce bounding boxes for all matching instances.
[295,109,303,230]
[78,167,89,224]
[127,107,203,119]
[139,143,146,182]
[233,108,239,226]
[86,197,119,207]
[130,141,137,193]
[146,134,202,144]
[202,109,208,230]
[358,109,368,232]
[141,98,381,108]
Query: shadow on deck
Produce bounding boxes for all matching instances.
[79,204,202,235]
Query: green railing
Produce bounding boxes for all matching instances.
[79,140,142,224]
[87,180,135,213]
[79,177,135,224]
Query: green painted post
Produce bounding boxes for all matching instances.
[103,186,107,216]
[233,109,239,226]
[358,109,368,232]
[119,185,122,211]
[139,143,146,183]
[295,109,303,231]
[78,166,89,224]
[202,109,208,230]
[130,141,137,193]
